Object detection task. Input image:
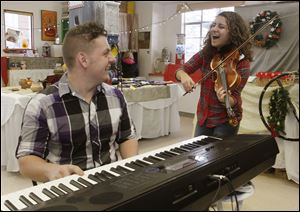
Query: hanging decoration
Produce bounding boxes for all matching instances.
[119,3,191,34]
[267,87,291,137]
[249,10,282,49]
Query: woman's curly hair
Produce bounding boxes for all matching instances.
[202,11,252,61]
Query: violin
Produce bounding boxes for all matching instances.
[211,49,241,126]
[182,13,279,126]
[211,49,241,92]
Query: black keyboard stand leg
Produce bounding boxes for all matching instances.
[32,180,38,186]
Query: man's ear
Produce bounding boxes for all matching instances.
[77,52,88,69]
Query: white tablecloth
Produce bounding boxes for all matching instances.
[1,84,183,172]
[9,69,54,86]
[126,84,183,139]
[1,88,35,172]
[240,82,299,184]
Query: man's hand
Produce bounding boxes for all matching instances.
[46,164,84,181]
[18,155,84,182]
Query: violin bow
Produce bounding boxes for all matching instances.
[183,14,279,96]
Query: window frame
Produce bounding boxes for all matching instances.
[3,9,34,51]
[182,7,234,62]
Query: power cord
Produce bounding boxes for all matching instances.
[208,174,240,211]
[223,176,240,211]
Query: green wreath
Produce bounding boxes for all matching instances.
[249,10,282,49]
[267,87,291,136]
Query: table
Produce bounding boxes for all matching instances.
[1,87,36,172]
[1,84,183,172]
[8,69,54,86]
[124,84,183,139]
[240,82,299,184]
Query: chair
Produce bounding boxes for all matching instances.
[216,181,255,211]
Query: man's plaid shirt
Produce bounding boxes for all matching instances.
[16,73,137,170]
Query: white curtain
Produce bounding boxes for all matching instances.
[119,13,129,51]
[119,13,138,51]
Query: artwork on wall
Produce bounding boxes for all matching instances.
[41,10,57,41]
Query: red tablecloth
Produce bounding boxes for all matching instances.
[1,57,9,86]
[163,64,202,83]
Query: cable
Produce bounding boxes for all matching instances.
[223,176,240,211]
[209,177,222,205]
[208,174,240,211]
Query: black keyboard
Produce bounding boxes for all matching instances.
[1,134,278,211]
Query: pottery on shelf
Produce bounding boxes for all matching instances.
[19,77,33,89]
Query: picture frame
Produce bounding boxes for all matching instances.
[41,10,57,41]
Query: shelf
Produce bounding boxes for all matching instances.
[149,72,164,76]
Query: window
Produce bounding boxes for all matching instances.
[4,10,33,49]
[182,7,234,62]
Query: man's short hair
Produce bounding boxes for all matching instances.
[62,22,107,69]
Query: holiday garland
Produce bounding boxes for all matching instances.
[249,10,282,49]
[267,87,291,136]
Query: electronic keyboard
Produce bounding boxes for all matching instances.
[1,134,279,211]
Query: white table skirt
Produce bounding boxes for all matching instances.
[240,82,299,184]
[1,84,182,172]
[1,104,25,172]
[1,90,35,172]
[9,69,54,86]
[127,84,183,139]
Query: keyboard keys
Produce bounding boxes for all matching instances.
[110,167,126,175]
[77,177,93,187]
[117,165,133,173]
[19,195,34,207]
[50,186,66,196]
[94,172,109,181]
[143,157,158,163]
[149,155,164,161]
[102,170,117,179]
[70,180,86,189]
[29,192,44,204]
[58,183,73,194]
[4,200,18,211]
[88,174,103,183]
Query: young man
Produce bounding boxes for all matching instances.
[16,22,138,183]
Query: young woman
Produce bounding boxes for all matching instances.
[176,11,252,138]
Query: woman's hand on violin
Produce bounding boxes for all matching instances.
[215,86,230,103]
[215,86,235,106]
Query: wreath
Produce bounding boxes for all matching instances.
[249,10,282,49]
[267,87,291,137]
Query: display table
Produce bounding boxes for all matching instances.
[240,82,299,184]
[1,87,36,172]
[124,84,183,139]
[1,84,183,172]
[8,69,54,86]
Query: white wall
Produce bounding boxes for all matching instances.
[134,1,282,78]
[1,1,63,57]
[135,2,153,78]
[135,1,181,78]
